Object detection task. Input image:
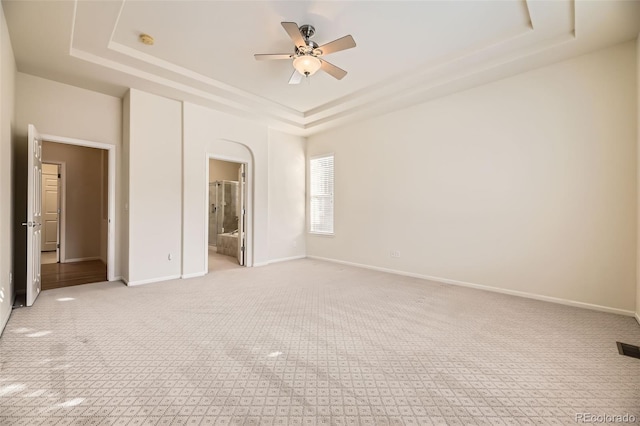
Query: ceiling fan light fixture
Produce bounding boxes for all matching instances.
[293,55,321,77]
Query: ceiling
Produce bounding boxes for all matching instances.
[3,0,640,136]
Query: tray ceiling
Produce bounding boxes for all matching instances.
[3,0,640,135]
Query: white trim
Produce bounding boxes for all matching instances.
[307,256,636,317]
[40,134,117,282]
[126,274,181,287]
[252,261,269,267]
[0,308,11,338]
[64,256,101,263]
[182,271,206,279]
[268,255,307,265]
[60,163,66,263]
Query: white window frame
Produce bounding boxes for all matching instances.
[309,153,334,235]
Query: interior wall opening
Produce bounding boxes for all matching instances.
[40,162,60,265]
[208,158,246,272]
[40,141,108,290]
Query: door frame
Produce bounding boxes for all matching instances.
[41,161,65,263]
[41,134,116,281]
[205,155,250,271]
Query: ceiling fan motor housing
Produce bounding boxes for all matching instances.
[299,24,316,40]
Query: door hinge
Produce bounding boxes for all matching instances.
[57,244,60,248]
[58,173,61,178]
[241,246,245,252]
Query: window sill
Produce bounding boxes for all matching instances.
[309,231,334,237]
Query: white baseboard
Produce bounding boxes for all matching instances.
[268,255,307,265]
[307,256,635,317]
[182,271,206,279]
[253,255,307,267]
[0,306,11,338]
[111,276,123,282]
[126,274,181,287]
[64,256,100,263]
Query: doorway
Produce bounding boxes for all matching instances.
[39,141,108,290]
[41,162,61,264]
[207,158,246,272]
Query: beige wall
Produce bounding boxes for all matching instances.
[182,103,268,274]
[15,72,122,278]
[268,129,306,262]
[307,40,637,314]
[42,142,104,261]
[0,3,16,335]
[182,103,307,275]
[126,89,182,285]
[209,158,239,183]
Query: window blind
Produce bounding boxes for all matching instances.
[310,154,334,234]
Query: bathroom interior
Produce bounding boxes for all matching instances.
[209,158,244,267]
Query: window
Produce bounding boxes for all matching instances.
[310,154,334,234]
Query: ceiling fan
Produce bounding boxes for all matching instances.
[254,22,356,84]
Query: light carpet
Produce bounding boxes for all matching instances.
[1,258,639,425]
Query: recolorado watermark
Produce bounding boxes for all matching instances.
[576,413,637,423]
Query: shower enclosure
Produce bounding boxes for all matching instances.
[208,180,239,247]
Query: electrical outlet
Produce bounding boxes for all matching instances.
[168,253,172,261]
[390,250,401,258]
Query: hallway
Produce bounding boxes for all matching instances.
[41,260,107,290]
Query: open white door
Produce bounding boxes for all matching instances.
[237,164,245,266]
[25,124,43,306]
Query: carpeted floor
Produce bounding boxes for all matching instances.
[0,258,639,425]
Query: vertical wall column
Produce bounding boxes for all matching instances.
[0,3,16,335]
[125,89,182,285]
[636,33,640,324]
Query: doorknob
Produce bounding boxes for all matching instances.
[21,221,41,227]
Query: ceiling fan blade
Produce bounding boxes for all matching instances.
[288,70,303,85]
[320,59,347,80]
[317,35,356,55]
[254,54,292,61]
[281,22,306,48]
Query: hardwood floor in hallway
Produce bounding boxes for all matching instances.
[41,259,107,290]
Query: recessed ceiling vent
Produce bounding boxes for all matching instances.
[616,342,640,360]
